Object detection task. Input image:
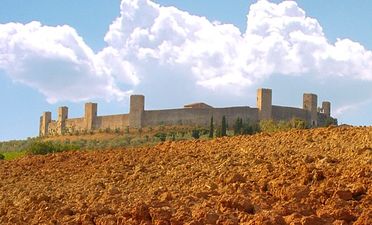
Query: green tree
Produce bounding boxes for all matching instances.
[221,116,227,137]
[242,120,255,135]
[233,117,243,135]
[191,129,200,139]
[209,116,214,138]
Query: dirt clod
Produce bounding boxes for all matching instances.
[0,126,371,224]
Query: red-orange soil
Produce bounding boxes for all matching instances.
[0,126,371,225]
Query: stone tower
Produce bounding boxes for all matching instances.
[40,111,51,136]
[303,93,318,126]
[57,106,68,135]
[322,101,331,117]
[129,95,145,128]
[257,88,272,120]
[85,103,97,130]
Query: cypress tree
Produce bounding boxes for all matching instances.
[221,116,227,137]
[209,116,214,138]
[233,117,243,135]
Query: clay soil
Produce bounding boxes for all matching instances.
[0,126,371,225]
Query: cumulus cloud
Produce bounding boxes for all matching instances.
[103,0,372,92]
[0,0,371,103]
[0,21,134,103]
[245,0,372,80]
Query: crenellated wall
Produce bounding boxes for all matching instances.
[96,114,129,130]
[272,105,309,122]
[64,118,85,132]
[39,88,336,136]
[143,107,259,127]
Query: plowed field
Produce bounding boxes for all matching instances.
[0,126,371,225]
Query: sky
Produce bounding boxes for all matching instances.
[0,0,371,141]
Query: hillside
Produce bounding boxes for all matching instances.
[0,126,371,224]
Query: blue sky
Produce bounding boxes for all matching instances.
[0,0,371,141]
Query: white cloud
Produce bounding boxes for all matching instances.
[0,0,372,103]
[0,21,132,103]
[103,0,372,92]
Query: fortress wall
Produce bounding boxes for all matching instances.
[96,114,129,130]
[272,105,310,122]
[47,121,58,135]
[65,118,85,131]
[143,107,259,127]
[212,107,259,125]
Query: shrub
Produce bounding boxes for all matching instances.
[130,138,144,146]
[124,136,132,145]
[242,121,257,135]
[290,118,308,129]
[259,118,308,133]
[180,131,185,138]
[216,127,222,137]
[200,128,209,135]
[324,117,338,127]
[27,141,80,155]
[169,132,176,141]
[259,120,279,133]
[191,129,200,139]
[154,132,166,142]
[277,120,291,130]
[0,153,4,160]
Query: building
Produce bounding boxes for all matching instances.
[39,88,336,136]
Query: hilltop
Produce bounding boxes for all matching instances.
[0,126,371,224]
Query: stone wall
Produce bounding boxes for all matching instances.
[96,114,129,130]
[143,107,259,127]
[47,121,58,136]
[64,118,85,132]
[271,105,310,122]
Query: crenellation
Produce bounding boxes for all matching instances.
[39,88,336,136]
